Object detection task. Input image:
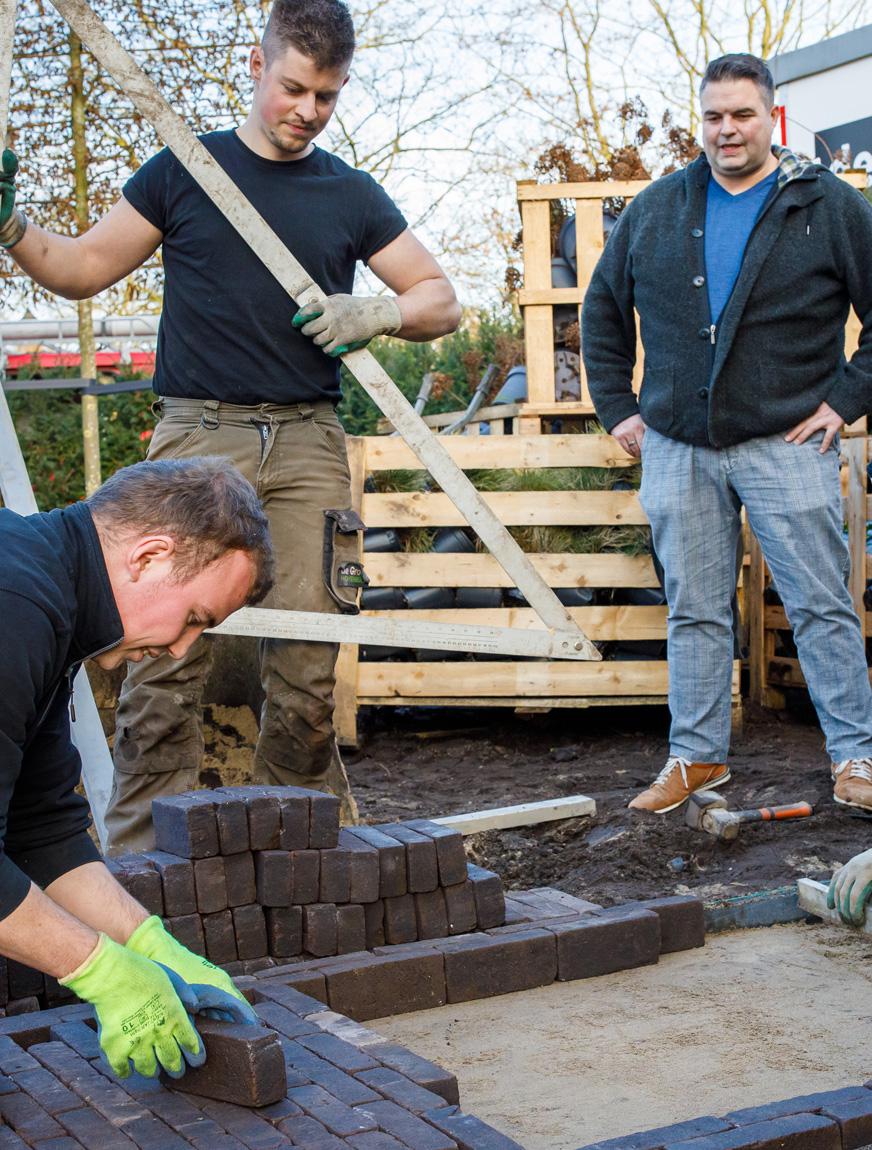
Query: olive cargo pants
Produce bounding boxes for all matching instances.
[104,398,361,853]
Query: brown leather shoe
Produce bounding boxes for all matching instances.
[832,759,872,813]
[629,757,731,814]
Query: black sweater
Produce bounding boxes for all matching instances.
[0,502,122,920]
[582,149,872,447]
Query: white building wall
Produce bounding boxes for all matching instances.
[777,55,872,169]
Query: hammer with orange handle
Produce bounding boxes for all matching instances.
[685,790,814,842]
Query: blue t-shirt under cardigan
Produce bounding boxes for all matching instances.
[705,169,778,323]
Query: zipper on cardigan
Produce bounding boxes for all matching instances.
[710,324,717,345]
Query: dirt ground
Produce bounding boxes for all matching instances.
[371,921,872,1150]
[202,697,872,905]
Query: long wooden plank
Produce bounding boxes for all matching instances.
[517,180,651,201]
[523,306,556,406]
[797,878,872,933]
[211,607,591,659]
[48,0,596,658]
[766,604,872,632]
[431,794,596,835]
[0,0,14,144]
[358,694,673,708]
[518,288,583,306]
[357,660,672,697]
[363,551,659,588]
[362,489,646,528]
[362,432,634,471]
[844,436,868,631]
[363,604,666,640]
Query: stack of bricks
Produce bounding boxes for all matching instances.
[239,889,707,1022]
[0,787,507,1015]
[129,787,507,971]
[0,989,528,1149]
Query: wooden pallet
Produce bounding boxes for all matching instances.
[332,431,741,745]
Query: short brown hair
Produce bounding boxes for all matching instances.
[262,0,355,70]
[88,458,274,604]
[700,54,775,108]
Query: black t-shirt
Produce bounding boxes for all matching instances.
[123,130,408,405]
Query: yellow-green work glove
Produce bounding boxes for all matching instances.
[827,847,872,925]
[292,293,402,357]
[126,915,256,1023]
[60,934,205,1079]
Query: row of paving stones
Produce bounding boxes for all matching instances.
[0,889,706,1147]
[239,891,707,1021]
[0,987,522,1149]
[575,1086,872,1150]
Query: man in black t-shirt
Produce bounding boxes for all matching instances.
[2,0,461,850]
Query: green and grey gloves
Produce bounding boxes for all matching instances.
[0,149,27,249]
[827,847,872,925]
[61,916,257,1079]
[293,293,402,357]
[125,915,256,1022]
[60,934,206,1080]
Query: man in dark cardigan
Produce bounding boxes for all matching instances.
[583,53,872,814]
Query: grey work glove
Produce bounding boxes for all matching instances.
[0,149,27,249]
[827,847,872,925]
[292,294,402,357]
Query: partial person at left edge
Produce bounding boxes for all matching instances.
[0,457,270,1080]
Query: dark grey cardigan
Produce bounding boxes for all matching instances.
[581,149,872,447]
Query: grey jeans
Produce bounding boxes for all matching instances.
[640,426,872,763]
[105,398,359,852]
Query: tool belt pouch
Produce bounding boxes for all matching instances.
[323,508,368,614]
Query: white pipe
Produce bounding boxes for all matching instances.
[0,315,160,341]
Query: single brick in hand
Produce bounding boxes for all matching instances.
[164,1017,286,1108]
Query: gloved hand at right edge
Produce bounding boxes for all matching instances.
[60,934,205,1079]
[827,847,872,926]
[0,150,27,250]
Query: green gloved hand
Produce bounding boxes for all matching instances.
[827,847,872,925]
[292,293,402,357]
[60,934,205,1079]
[0,149,27,249]
[126,915,255,1022]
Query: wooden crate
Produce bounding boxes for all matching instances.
[332,432,741,745]
[748,431,871,706]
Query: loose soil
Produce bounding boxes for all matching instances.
[202,698,872,905]
[372,921,872,1150]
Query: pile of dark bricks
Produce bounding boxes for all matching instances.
[574,1086,872,1150]
[0,985,525,1149]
